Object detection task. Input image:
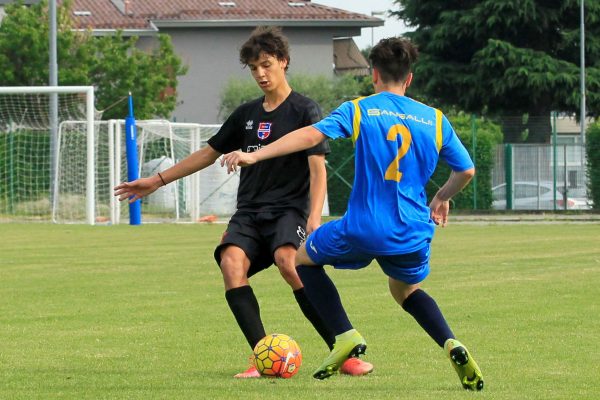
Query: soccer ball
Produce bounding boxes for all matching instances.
[253,333,302,378]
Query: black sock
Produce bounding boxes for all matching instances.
[294,288,335,350]
[225,285,266,349]
[296,265,353,336]
[401,289,454,347]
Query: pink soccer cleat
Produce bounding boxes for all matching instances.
[340,357,374,376]
[233,365,261,378]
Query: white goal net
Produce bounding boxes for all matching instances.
[1,87,239,224]
[108,120,239,224]
[0,86,95,223]
[53,119,239,224]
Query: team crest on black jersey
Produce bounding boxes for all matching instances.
[257,122,272,140]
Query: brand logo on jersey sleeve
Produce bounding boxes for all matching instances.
[257,122,272,140]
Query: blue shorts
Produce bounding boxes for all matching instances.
[305,219,430,284]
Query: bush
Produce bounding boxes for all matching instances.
[325,139,355,215]
[426,113,503,210]
[586,122,600,209]
[327,112,502,214]
[0,131,51,208]
[219,73,363,119]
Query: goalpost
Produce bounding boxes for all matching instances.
[0,86,239,225]
[110,121,239,224]
[52,119,239,224]
[0,86,95,223]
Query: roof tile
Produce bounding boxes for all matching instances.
[67,0,380,30]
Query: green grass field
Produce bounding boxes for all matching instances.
[1,222,599,399]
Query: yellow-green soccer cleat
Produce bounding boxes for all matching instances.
[444,339,484,391]
[313,329,367,380]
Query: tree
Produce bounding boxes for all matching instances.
[219,73,364,118]
[0,0,187,119]
[392,0,600,143]
[427,113,503,210]
[586,122,600,208]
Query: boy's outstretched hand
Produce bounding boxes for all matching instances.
[221,151,258,173]
[114,176,162,203]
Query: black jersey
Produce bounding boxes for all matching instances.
[208,91,330,216]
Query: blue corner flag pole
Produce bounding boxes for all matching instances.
[125,92,142,225]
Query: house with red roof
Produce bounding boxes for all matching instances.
[0,0,381,122]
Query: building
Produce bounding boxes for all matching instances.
[333,37,370,76]
[38,0,382,123]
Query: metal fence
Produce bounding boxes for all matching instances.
[492,143,590,210]
[324,114,595,213]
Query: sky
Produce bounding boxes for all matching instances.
[313,0,412,49]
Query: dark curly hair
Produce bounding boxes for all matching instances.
[239,26,290,71]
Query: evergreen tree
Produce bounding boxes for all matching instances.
[392,0,600,143]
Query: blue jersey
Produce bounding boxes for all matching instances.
[313,92,473,254]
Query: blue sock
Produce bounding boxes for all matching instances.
[294,288,335,350]
[296,265,353,335]
[402,289,455,347]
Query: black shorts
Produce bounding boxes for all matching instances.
[213,210,307,278]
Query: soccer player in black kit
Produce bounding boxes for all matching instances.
[114,26,373,378]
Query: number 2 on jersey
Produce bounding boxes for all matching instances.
[384,124,412,182]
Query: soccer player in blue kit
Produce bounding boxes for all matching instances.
[222,37,484,390]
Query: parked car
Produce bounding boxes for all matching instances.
[563,187,594,210]
[492,181,592,210]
